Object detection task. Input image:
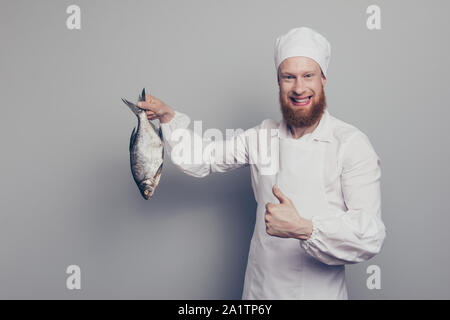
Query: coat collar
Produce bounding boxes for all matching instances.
[276,109,333,142]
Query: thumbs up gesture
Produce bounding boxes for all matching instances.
[265,185,313,240]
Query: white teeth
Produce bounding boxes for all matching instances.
[294,98,309,103]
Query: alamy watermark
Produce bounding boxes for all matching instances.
[366,264,381,290]
[168,120,280,175]
[66,265,81,290]
[366,5,381,30]
[66,5,81,30]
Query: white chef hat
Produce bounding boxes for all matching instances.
[274,27,331,78]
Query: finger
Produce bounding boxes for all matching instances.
[265,202,274,212]
[137,101,154,110]
[272,184,289,204]
[145,93,152,103]
[145,110,155,116]
[137,101,146,109]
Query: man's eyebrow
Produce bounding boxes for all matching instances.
[280,70,316,75]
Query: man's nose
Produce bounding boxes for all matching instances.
[293,79,306,95]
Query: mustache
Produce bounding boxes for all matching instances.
[279,90,327,128]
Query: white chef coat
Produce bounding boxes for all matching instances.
[160,108,386,300]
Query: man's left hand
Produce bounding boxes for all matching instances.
[265,185,313,240]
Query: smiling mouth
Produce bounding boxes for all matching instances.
[290,95,312,107]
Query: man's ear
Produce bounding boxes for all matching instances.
[321,72,327,86]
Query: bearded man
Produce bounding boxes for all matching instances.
[138,27,386,300]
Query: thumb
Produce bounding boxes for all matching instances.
[272,184,289,204]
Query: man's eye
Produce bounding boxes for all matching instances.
[304,74,313,78]
[284,75,294,79]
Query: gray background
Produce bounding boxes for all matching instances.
[1,0,449,299]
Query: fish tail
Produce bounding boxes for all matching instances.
[139,88,146,102]
[129,127,137,151]
[121,98,142,115]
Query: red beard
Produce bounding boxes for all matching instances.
[279,90,327,128]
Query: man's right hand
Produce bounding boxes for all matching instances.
[137,93,175,124]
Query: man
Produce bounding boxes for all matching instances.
[138,27,386,299]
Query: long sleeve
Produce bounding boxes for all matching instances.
[300,131,387,265]
[160,111,250,178]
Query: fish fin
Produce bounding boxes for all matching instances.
[147,118,163,139]
[156,162,163,175]
[153,162,163,185]
[158,125,163,140]
[148,119,158,133]
[149,120,163,140]
[129,127,137,151]
[121,98,142,115]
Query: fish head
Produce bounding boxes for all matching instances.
[139,179,158,200]
[138,163,163,200]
